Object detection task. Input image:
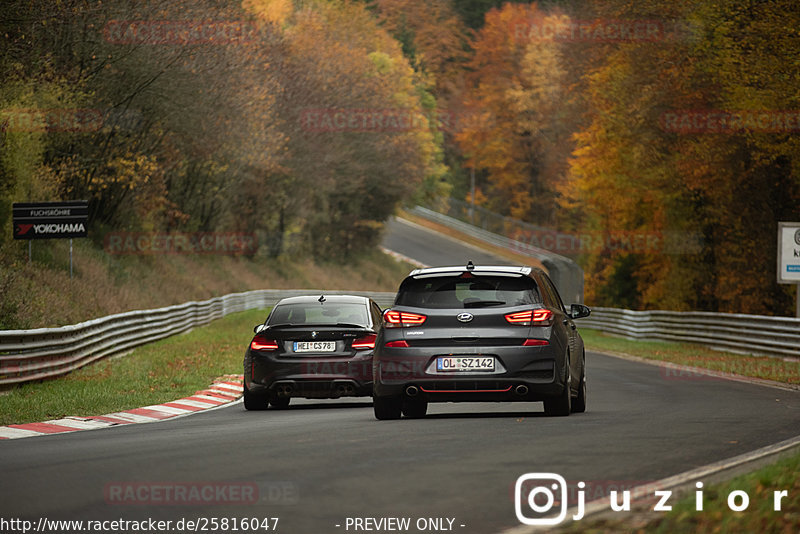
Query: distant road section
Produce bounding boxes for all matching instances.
[381,217,512,268]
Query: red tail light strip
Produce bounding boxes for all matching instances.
[250,336,279,351]
[505,309,554,326]
[383,310,427,328]
[352,334,377,350]
[523,339,549,346]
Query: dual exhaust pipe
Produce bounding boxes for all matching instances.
[335,384,356,396]
[275,385,293,396]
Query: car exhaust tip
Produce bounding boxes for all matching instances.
[405,385,419,397]
[515,385,529,396]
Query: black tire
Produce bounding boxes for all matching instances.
[402,398,428,419]
[374,395,402,420]
[269,396,290,409]
[243,382,268,411]
[544,357,572,417]
[572,355,587,413]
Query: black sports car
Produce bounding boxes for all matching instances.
[243,295,383,410]
[372,263,590,419]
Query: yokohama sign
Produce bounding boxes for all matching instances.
[12,201,89,240]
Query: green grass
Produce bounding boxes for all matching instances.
[653,452,800,533]
[581,329,800,385]
[0,309,268,426]
[565,450,800,533]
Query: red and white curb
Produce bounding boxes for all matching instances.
[0,374,244,440]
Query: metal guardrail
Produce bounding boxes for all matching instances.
[580,307,800,358]
[409,206,585,305]
[0,290,397,385]
[3,243,797,388]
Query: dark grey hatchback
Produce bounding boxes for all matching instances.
[372,264,590,419]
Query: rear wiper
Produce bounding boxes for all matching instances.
[463,300,506,308]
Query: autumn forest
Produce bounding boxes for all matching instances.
[1,0,799,315]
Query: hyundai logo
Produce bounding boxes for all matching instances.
[457,313,474,323]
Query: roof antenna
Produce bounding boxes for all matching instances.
[318,295,326,303]
[466,260,475,271]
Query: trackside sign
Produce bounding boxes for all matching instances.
[12,201,89,240]
[777,222,800,284]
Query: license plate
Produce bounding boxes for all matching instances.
[293,341,336,353]
[436,356,495,372]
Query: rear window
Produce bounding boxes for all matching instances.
[268,303,369,326]
[395,274,540,309]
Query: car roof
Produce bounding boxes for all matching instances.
[275,295,372,306]
[405,264,539,278]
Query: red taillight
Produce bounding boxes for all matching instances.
[352,334,377,350]
[383,310,427,328]
[384,340,410,348]
[250,336,279,351]
[505,309,554,326]
[523,339,549,346]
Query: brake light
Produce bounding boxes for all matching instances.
[384,340,410,348]
[383,310,427,328]
[250,336,279,351]
[352,334,377,350]
[523,339,549,346]
[505,309,554,326]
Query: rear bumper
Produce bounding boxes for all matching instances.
[374,377,562,402]
[250,378,372,399]
[373,345,566,401]
[245,350,373,399]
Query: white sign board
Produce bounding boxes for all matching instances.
[777,222,800,283]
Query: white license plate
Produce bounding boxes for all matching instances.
[436,356,495,372]
[293,341,336,353]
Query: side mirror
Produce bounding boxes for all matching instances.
[569,304,591,319]
[254,324,266,334]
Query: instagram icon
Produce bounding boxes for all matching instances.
[514,473,585,526]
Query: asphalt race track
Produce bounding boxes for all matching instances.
[381,217,513,267]
[1,219,799,533]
